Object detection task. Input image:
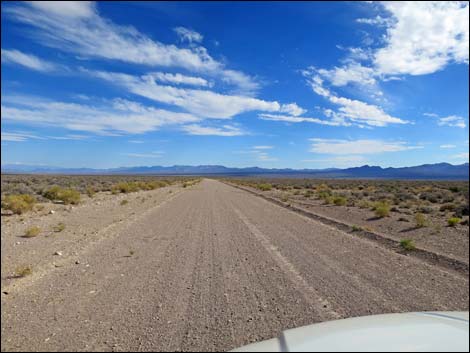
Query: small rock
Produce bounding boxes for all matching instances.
[75,260,81,264]
[15,242,21,245]
[2,291,8,295]
[54,251,62,256]
[49,210,55,214]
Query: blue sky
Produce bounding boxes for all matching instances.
[1,1,469,169]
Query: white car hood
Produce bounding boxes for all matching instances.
[231,311,469,352]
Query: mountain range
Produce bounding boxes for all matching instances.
[1,162,469,180]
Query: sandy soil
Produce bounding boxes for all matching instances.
[1,179,468,351]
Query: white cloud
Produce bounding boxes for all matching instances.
[452,152,469,161]
[174,27,203,43]
[279,103,307,116]
[5,1,258,95]
[303,73,408,127]
[182,124,245,136]
[1,132,43,142]
[309,138,423,155]
[252,145,273,150]
[302,155,368,167]
[86,68,303,119]
[313,2,469,90]
[438,115,467,128]
[423,112,439,118]
[128,140,144,144]
[316,62,376,86]
[259,113,343,126]
[1,95,200,135]
[145,72,212,87]
[440,144,457,149]
[1,49,57,72]
[122,152,164,158]
[374,2,469,76]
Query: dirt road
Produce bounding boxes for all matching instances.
[1,179,468,351]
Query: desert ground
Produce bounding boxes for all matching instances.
[1,177,469,352]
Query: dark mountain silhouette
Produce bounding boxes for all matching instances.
[2,162,468,179]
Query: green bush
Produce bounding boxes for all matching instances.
[374,201,390,218]
[44,186,80,204]
[447,217,461,227]
[414,213,427,228]
[25,226,41,237]
[400,239,416,251]
[257,183,272,191]
[333,196,347,206]
[1,194,37,215]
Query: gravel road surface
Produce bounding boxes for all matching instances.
[2,179,468,351]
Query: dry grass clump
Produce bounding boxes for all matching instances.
[1,194,36,214]
[373,201,391,218]
[53,222,66,232]
[15,266,32,277]
[24,226,41,237]
[43,186,80,205]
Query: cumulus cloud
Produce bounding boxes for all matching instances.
[182,124,245,136]
[374,2,469,76]
[309,138,423,155]
[174,27,203,43]
[1,49,58,72]
[313,2,469,90]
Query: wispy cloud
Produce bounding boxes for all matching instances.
[182,124,245,136]
[1,131,44,142]
[1,95,200,135]
[85,68,303,120]
[438,115,467,129]
[1,49,58,72]
[309,138,423,155]
[259,113,343,126]
[4,1,259,95]
[252,145,273,150]
[440,144,457,149]
[302,73,408,127]
[451,152,469,161]
[122,151,164,158]
[146,72,212,87]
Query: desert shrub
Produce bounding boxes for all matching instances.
[53,223,65,232]
[112,182,140,193]
[400,239,416,251]
[24,226,41,237]
[414,213,427,228]
[358,200,371,209]
[447,217,461,227]
[86,186,96,198]
[15,266,32,277]
[304,190,314,198]
[1,194,37,215]
[374,201,390,218]
[43,186,80,204]
[257,183,272,191]
[120,199,129,206]
[43,186,62,200]
[59,188,80,205]
[333,196,347,206]
[418,206,433,214]
[454,203,469,218]
[440,203,456,212]
[352,225,363,232]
